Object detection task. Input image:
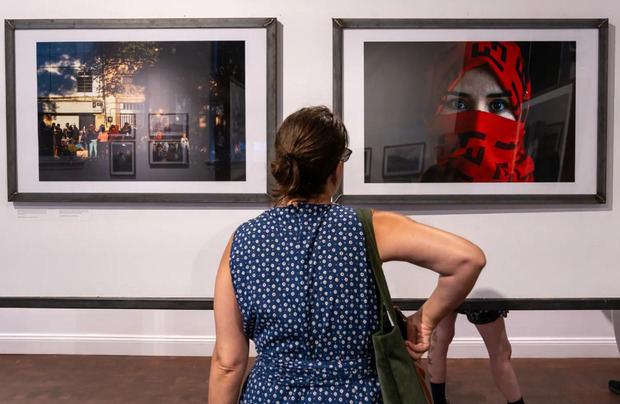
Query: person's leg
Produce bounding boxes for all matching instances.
[427,311,457,404]
[475,317,523,403]
[611,310,620,395]
[610,380,620,394]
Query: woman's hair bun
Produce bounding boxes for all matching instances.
[270,106,348,200]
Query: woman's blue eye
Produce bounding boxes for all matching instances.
[448,98,468,111]
[490,100,507,113]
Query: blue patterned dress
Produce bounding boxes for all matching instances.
[230,203,382,403]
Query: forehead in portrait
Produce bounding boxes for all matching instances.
[427,42,530,120]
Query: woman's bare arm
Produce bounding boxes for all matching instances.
[208,235,249,403]
[372,210,485,358]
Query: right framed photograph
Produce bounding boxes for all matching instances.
[333,19,608,204]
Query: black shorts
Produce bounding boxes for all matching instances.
[456,309,508,325]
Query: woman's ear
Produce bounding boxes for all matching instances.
[332,160,344,187]
[324,161,344,199]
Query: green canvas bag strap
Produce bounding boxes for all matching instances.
[357,208,400,332]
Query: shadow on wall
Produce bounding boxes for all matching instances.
[467,288,506,299]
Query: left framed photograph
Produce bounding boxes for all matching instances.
[5,18,277,203]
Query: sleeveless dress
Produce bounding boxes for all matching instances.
[230,203,382,403]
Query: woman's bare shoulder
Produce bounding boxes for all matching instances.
[372,209,415,229]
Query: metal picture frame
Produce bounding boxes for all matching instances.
[5,18,278,203]
[110,141,135,176]
[148,140,189,166]
[382,142,425,179]
[148,113,189,140]
[333,18,608,205]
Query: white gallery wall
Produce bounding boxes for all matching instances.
[1,0,619,358]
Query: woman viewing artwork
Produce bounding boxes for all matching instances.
[208,106,485,403]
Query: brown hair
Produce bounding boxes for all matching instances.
[270,106,348,200]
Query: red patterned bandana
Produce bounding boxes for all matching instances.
[427,41,534,182]
[429,111,534,182]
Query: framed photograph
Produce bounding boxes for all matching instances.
[523,85,572,182]
[333,19,608,204]
[148,113,188,140]
[149,140,189,166]
[383,143,425,179]
[6,18,277,202]
[110,141,135,176]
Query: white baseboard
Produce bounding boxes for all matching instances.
[0,334,617,358]
[0,334,217,356]
[447,337,619,358]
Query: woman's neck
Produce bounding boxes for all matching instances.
[279,194,333,207]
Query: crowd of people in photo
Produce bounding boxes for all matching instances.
[151,133,190,163]
[39,118,200,169]
[38,116,252,169]
[39,120,134,161]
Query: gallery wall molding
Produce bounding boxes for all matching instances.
[0,332,218,357]
[0,333,615,358]
[448,336,618,359]
[1,297,619,310]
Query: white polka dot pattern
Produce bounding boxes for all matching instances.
[230,203,382,403]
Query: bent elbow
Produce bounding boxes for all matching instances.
[470,246,486,273]
[456,245,485,278]
[215,363,246,378]
[212,347,248,377]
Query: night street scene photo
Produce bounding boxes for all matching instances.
[37,40,246,181]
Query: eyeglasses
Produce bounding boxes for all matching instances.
[341,148,352,162]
